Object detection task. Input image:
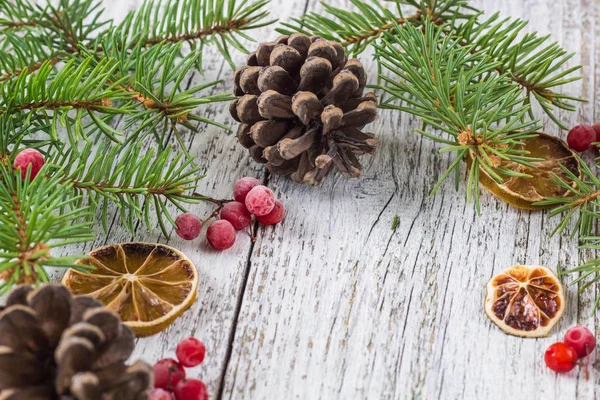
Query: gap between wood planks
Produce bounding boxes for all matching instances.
[214,0,312,398]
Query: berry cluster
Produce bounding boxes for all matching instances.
[566,124,600,152]
[150,338,208,400]
[13,148,45,181]
[544,326,596,375]
[175,177,286,251]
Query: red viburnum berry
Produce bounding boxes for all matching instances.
[567,124,595,152]
[176,338,206,368]
[220,202,251,230]
[175,213,202,240]
[564,326,596,358]
[245,185,275,216]
[256,200,285,225]
[174,379,208,400]
[593,123,600,145]
[149,388,175,400]
[206,220,236,250]
[154,358,186,390]
[544,342,578,373]
[13,148,45,181]
[233,177,260,203]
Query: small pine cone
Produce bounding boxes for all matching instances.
[230,34,379,185]
[0,284,152,400]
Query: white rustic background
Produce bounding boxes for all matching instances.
[44,0,600,398]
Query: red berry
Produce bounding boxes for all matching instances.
[233,177,260,203]
[206,220,236,250]
[567,124,595,152]
[564,326,596,358]
[256,200,285,225]
[174,379,208,400]
[220,202,251,231]
[245,185,275,216]
[154,358,186,390]
[13,148,45,181]
[175,213,202,240]
[593,123,600,143]
[544,342,578,373]
[149,388,175,400]
[176,338,206,368]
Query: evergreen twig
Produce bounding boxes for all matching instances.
[0,0,275,291]
[278,0,582,130]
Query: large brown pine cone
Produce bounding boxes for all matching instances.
[230,34,379,185]
[0,284,152,400]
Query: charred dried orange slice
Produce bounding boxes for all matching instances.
[484,265,565,337]
[473,132,579,210]
[62,243,198,337]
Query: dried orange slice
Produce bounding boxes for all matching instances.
[62,243,198,337]
[472,132,579,210]
[484,265,565,338]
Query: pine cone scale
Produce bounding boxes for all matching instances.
[0,285,152,400]
[231,34,378,185]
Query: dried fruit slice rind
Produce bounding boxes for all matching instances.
[472,133,580,210]
[62,243,198,337]
[484,265,565,338]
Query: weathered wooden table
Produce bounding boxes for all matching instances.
[56,0,600,398]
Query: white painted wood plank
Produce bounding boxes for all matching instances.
[24,0,600,399]
[220,1,600,399]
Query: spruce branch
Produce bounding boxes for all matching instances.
[0,0,277,293]
[280,0,582,130]
[0,162,94,295]
[452,12,584,130]
[558,235,600,312]
[0,0,44,32]
[277,0,473,54]
[535,155,600,238]
[376,21,542,212]
[49,141,226,237]
[115,0,276,69]
[0,32,62,82]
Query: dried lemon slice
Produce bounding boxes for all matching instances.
[472,132,579,210]
[62,243,198,337]
[484,265,565,338]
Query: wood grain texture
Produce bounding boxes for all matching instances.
[34,0,600,399]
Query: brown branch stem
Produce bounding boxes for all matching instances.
[0,98,112,116]
[140,17,250,47]
[342,10,422,46]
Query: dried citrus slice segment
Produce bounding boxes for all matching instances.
[62,243,198,337]
[484,265,565,337]
[472,132,579,210]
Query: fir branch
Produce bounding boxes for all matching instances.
[376,21,542,212]
[535,155,600,238]
[0,162,94,294]
[279,0,581,130]
[116,0,276,69]
[49,141,225,236]
[0,0,44,32]
[0,32,62,81]
[560,236,600,312]
[277,0,473,54]
[452,13,584,130]
[0,58,134,146]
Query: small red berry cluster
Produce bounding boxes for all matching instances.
[566,124,600,152]
[12,148,45,181]
[175,177,285,251]
[150,338,208,400]
[545,326,596,375]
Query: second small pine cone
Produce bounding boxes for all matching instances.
[230,34,379,185]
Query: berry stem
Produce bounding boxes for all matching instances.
[192,192,233,223]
